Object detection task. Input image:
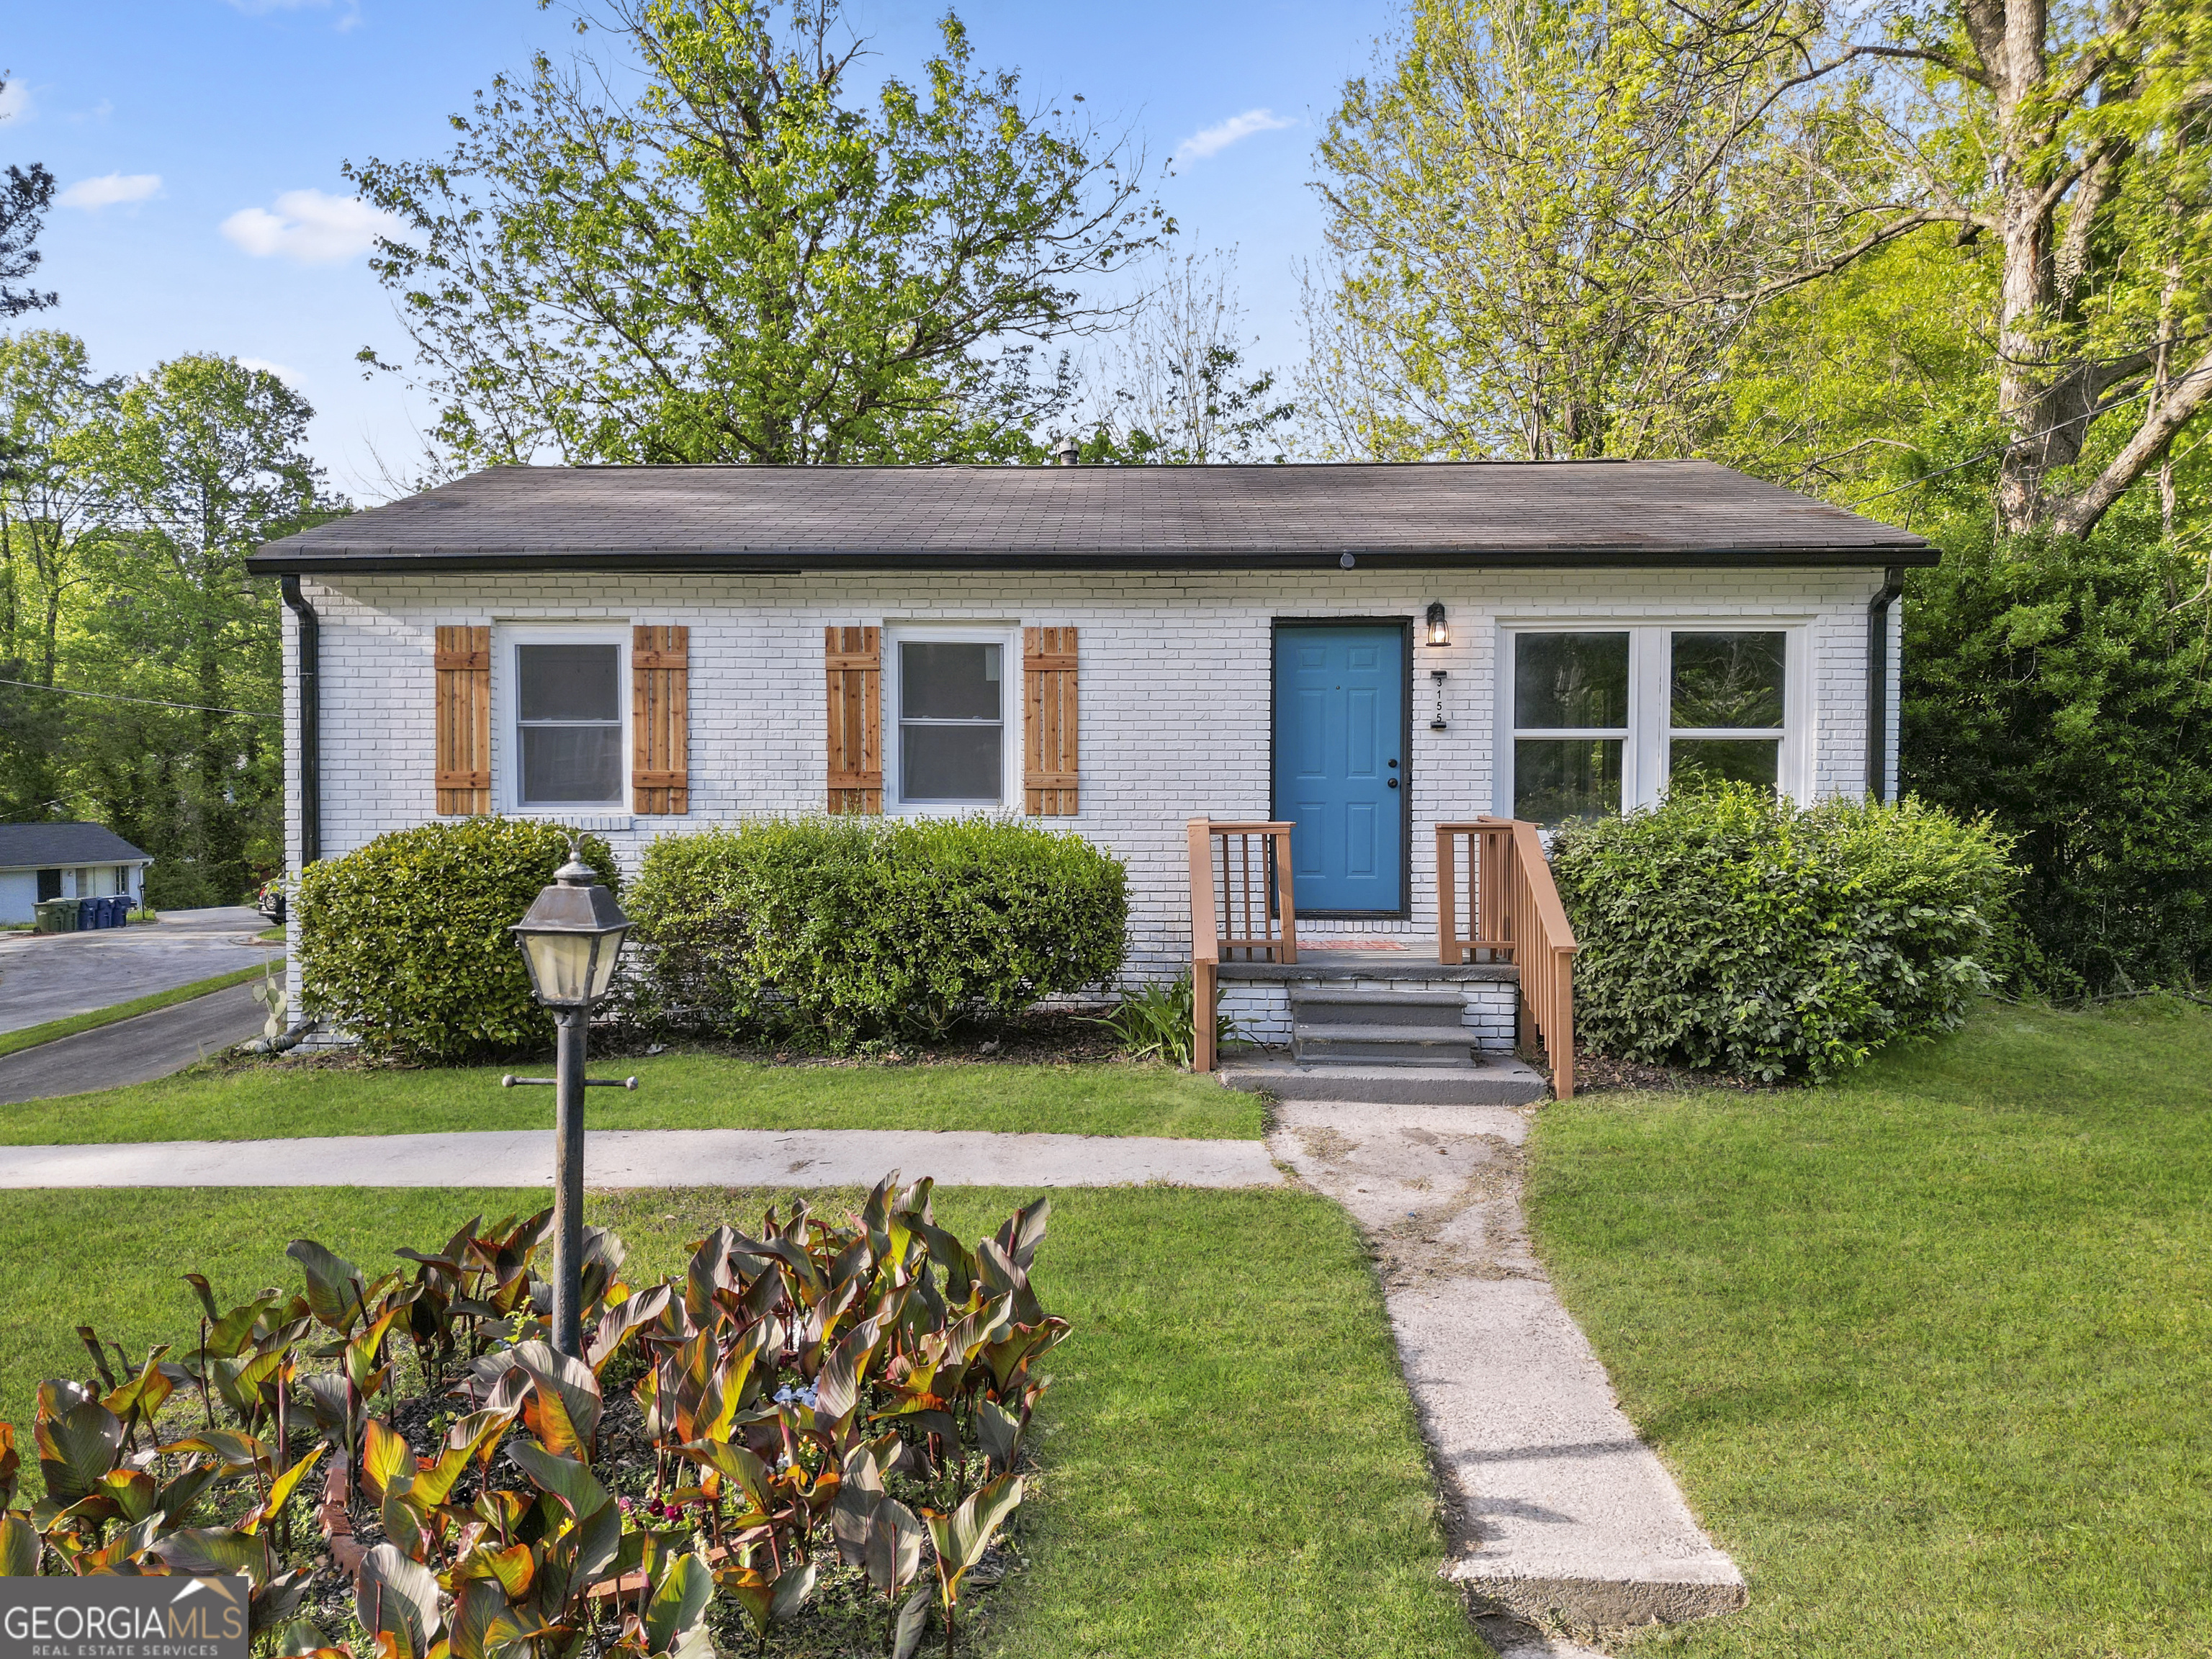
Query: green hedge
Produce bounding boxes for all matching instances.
[1903,524,2212,997]
[1549,783,2014,1081]
[298,818,619,1061]
[624,816,1128,1047]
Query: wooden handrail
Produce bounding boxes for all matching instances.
[1435,818,1580,1100]
[1187,819,1297,1072]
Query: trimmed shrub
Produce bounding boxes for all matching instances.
[298,817,619,1061]
[1549,783,2014,1082]
[625,815,1128,1046]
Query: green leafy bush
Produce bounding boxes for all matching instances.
[1549,783,2014,1081]
[625,816,1128,1048]
[0,1177,1057,1658]
[1903,525,2212,997]
[1092,974,1238,1067]
[298,817,619,1061]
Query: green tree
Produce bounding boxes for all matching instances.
[76,356,342,903]
[1303,0,1809,460]
[1308,0,2209,536]
[0,332,115,824]
[349,0,1166,467]
[0,73,58,319]
[1694,0,2212,537]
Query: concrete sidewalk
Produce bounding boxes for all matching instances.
[1269,1100,1745,1638]
[0,1125,1286,1190]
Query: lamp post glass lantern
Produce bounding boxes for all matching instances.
[508,838,631,1357]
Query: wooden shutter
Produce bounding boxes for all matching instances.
[1023,626,1079,816]
[632,625,690,814]
[434,626,491,815]
[825,626,882,814]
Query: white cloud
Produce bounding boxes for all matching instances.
[1174,107,1295,162]
[58,172,163,211]
[0,81,34,125]
[238,357,305,387]
[220,189,400,264]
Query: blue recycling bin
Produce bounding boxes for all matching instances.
[76,896,101,930]
[105,895,128,927]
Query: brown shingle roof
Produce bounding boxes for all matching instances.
[248,461,1932,573]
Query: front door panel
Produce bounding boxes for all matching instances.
[1274,626,1405,913]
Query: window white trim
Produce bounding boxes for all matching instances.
[494,623,632,817]
[884,624,1022,815]
[1496,621,1810,817]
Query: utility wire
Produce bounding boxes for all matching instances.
[0,676,281,720]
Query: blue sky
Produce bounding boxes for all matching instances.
[2,0,1398,500]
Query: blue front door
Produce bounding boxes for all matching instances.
[1274,625,1405,913]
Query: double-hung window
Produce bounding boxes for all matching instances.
[1511,631,1631,825]
[1505,626,1800,823]
[509,631,628,810]
[1668,631,1786,788]
[889,628,1016,809]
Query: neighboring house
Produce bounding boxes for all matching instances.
[246,460,1932,1007]
[0,822,153,925]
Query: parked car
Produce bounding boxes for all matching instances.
[256,880,287,924]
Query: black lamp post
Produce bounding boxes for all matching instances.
[505,838,634,1357]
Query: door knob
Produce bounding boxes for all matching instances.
[1388,778,1399,788]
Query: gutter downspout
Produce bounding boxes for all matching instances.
[279,575,320,866]
[1866,565,1905,803]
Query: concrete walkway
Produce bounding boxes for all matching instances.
[1267,1100,1745,1640]
[0,1125,1285,1190]
[0,980,271,1106]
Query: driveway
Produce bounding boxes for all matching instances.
[0,981,274,1106]
[0,907,281,1035]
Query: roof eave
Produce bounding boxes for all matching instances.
[247,542,1938,575]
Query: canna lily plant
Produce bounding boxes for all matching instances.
[1,1176,1063,1658]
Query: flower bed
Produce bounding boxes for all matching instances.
[0,1177,1063,1659]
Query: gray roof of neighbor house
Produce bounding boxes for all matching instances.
[247,461,1933,574]
[0,822,152,871]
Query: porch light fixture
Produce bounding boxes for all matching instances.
[504,837,637,1357]
[1426,602,1450,648]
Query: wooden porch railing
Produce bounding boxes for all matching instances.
[1187,819,1296,1073]
[1436,819,1580,1099]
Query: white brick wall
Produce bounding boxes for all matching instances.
[281,567,1896,1000]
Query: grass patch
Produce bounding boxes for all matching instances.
[0,961,279,1059]
[1527,997,2212,1656]
[0,1049,1259,1143]
[0,1183,1476,1659]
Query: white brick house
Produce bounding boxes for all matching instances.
[247,462,1928,1021]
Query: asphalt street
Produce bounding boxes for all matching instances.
[0,979,271,1106]
[0,906,280,1034]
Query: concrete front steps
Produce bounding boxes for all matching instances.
[1221,986,1548,1105]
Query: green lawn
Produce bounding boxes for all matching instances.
[1528,997,2212,1656]
[0,1183,1477,1659]
[0,1051,1261,1144]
